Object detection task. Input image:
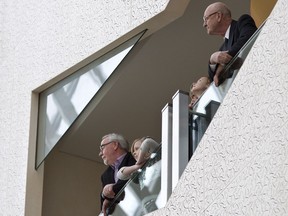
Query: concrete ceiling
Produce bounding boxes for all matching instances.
[55,0,251,164]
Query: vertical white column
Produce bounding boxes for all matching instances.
[157,103,173,208]
[172,90,189,190]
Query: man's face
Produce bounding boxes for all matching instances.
[99,138,116,165]
[203,7,220,35]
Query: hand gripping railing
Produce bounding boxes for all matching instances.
[190,21,265,157]
[106,145,162,216]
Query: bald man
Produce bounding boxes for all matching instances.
[203,2,257,86]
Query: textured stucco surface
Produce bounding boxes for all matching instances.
[148,0,288,215]
[1,0,288,215]
[0,1,169,215]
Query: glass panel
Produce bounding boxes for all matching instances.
[107,146,162,216]
[189,22,265,157]
[36,30,146,168]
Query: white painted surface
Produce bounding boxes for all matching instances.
[0,1,169,215]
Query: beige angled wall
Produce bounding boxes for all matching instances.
[148,0,288,215]
[41,145,107,215]
[250,0,277,27]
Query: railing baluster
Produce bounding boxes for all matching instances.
[172,90,189,190]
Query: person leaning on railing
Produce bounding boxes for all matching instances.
[188,76,211,109]
[203,2,257,86]
[98,133,136,216]
[117,136,160,181]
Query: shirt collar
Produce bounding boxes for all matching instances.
[224,24,231,40]
[111,153,127,170]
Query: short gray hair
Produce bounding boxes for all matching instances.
[102,133,129,151]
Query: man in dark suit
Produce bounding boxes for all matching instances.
[99,133,136,216]
[203,2,257,86]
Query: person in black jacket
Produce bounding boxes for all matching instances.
[99,133,136,216]
[203,2,257,86]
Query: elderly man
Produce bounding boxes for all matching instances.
[99,133,136,216]
[203,2,257,86]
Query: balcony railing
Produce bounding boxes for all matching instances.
[107,146,162,216]
[104,21,265,216]
[190,21,264,157]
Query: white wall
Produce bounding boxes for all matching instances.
[0,1,173,215]
[3,0,287,215]
[148,0,288,215]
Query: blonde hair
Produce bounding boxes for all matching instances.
[189,76,210,97]
[131,136,154,153]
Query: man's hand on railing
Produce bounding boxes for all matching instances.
[210,51,232,65]
[101,199,111,216]
[213,64,225,87]
[102,183,115,198]
[100,190,125,216]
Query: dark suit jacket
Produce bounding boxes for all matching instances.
[208,14,257,81]
[100,152,136,210]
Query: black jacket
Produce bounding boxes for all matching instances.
[208,14,257,81]
[100,152,136,211]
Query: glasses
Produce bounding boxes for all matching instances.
[100,141,114,151]
[203,11,219,22]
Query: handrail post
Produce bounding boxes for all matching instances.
[172,90,189,190]
[158,103,173,207]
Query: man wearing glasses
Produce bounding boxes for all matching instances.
[203,2,257,86]
[98,133,136,216]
